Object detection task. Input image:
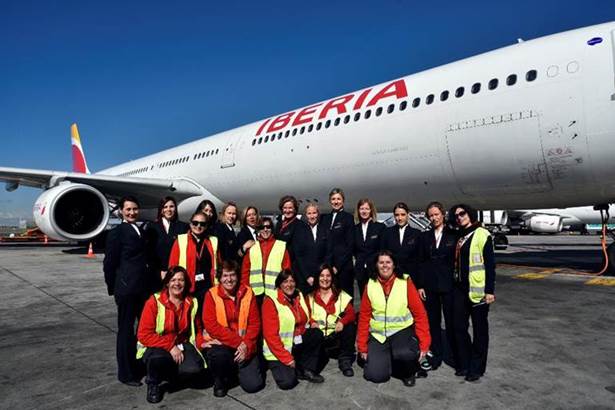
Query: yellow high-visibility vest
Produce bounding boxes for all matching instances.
[468,227,490,303]
[366,277,413,343]
[248,240,286,297]
[307,291,352,336]
[263,293,309,361]
[177,233,219,285]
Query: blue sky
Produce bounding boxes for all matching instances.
[1,0,614,219]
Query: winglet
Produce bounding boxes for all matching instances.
[71,123,91,174]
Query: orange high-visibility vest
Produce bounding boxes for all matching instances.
[207,285,254,337]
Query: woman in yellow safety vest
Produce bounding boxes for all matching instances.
[307,264,356,377]
[262,269,325,389]
[357,251,431,387]
[136,266,204,403]
[450,204,496,382]
[200,260,264,397]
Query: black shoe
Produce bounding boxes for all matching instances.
[302,369,325,383]
[146,384,163,403]
[213,386,228,397]
[465,374,481,382]
[402,374,416,387]
[341,368,354,377]
[455,369,467,377]
[122,380,143,387]
[416,369,428,378]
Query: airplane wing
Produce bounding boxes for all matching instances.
[0,166,204,207]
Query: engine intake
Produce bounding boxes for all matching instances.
[526,214,563,234]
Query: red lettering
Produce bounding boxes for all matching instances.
[267,112,296,133]
[255,118,271,136]
[292,103,323,126]
[367,80,408,107]
[353,88,372,110]
[318,94,354,119]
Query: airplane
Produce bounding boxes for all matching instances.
[1,22,615,251]
[505,205,615,233]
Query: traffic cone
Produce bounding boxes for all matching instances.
[44,235,48,245]
[85,242,96,258]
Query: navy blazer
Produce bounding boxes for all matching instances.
[213,221,240,263]
[381,224,422,282]
[103,222,150,297]
[144,219,189,274]
[417,228,457,292]
[353,220,386,275]
[322,210,354,270]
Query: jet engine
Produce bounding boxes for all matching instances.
[526,214,563,233]
[33,183,110,241]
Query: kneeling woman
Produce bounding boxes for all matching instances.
[262,270,325,389]
[307,264,356,377]
[136,266,205,403]
[201,260,265,397]
[357,251,431,386]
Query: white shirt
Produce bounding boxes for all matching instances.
[362,221,369,241]
[434,226,443,248]
[330,212,337,228]
[162,218,170,234]
[399,224,407,246]
[248,226,257,241]
[125,221,141,237]
[311,224,318,241]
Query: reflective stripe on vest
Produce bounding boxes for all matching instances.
[177,234,219,285]
[136,293,207,368]
[248,240,286,296]
[307,291,352,337]
[366,277,414,343]
[263,293,309,361]
[208,285,253,337]
[468,227,490,303]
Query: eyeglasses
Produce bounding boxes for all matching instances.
[261,225,272,230]
[191,221,207,228]
[455,210,468,219]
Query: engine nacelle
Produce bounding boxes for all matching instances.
[33,183,110,241]
[526,214,563,233]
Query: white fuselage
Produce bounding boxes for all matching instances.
[100,23,615,218]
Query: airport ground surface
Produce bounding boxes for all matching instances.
[1,235,614,410]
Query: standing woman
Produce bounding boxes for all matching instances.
[322,188,355,298]
[236,206,261,261]
[381,202,422,283]
[291,202,327,295]
[168,211,219,311]
[262,270,325,389]
[103,196,149,386]
[357,251,431,386]
[416,201,458,371]
[145,196,189,291]
[449,204,496,382]
[195,199,218,236]
[308,264,356,377]
[214,202,241,264]
[136,266,204,403]
[353,198,385,297]
[274,195,311,293]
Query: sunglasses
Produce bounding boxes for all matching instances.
[191,220,207,228]
[259,225,273,230]
[455,210,468,219]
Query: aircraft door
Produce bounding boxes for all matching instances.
[220,129,249,169]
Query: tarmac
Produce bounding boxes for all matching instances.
[1,235,614,410]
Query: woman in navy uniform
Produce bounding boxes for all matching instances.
[236,205,261,261]
[381,202,422,283]
[416,201,457,371]
[145,196,189,291]
[353,198,385,298]
[103,196,150,386]
[322,188,355,298]
[213,202,240,264]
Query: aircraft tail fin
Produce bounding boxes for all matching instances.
[71,123,91,174]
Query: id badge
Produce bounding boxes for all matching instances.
[472,254,483,264]
[195,273,205,282]
[293,335,303,345]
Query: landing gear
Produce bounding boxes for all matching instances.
[493,232,508,250]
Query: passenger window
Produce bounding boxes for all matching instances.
[285,130,290,138]
[471,83,481,94]
[376,107,383,116]
[364,110,371,119]
[387,104,395,114]
[278,132,282,140]
[455,87,464,98]
[507,74,517,86]
[216,149,219,154]
[526,70,537,82]
[292,128,297,136]
[316,122,322,131]
[400,101,407,111]
[334,118,341,126]
[258,137,262,144]
[426,94,434,105]
[325,119,331,128]
[440,90,449,101]
[264,136,269,142]
[412,97,420,108]
[300,126,305,134]
[308,124,313,132]
[354,112,361,121]
[344,115,350,124]
[488,78,498,90]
